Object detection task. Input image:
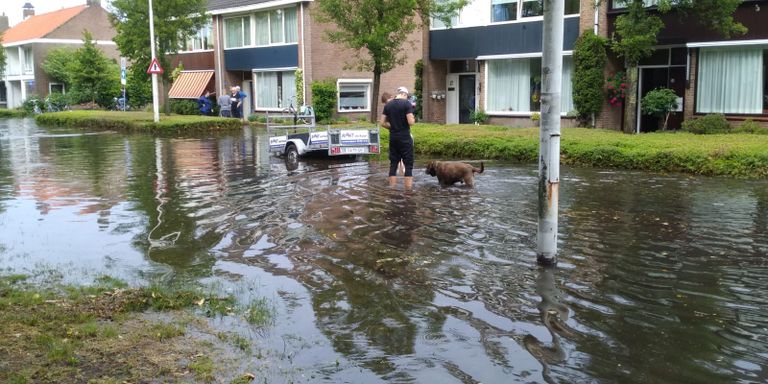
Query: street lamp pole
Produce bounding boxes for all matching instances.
[148,0,159,123]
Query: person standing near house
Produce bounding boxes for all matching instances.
[380,86,416,189]
[218,89,232,117]
[197,91,213,115]
[236,86,247,121]
[230,87,240,119]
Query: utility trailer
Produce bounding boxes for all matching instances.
[266,109,381,166]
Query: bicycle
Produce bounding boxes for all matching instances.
[111,97,130,111]
[281,96,314,125]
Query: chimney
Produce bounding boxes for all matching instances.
[22,3,34,20]
[86,0,101,7]
[0,13,9,33]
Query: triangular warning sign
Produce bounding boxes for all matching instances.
[146,58,164,75]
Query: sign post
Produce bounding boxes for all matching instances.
[148,0,160,123]
[120,57,127,111]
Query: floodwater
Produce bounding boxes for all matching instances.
[1,117,767,383]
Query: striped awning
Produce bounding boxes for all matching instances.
[168,70,214,99]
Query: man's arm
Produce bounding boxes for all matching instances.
[379,114,390,130]
[406,113,415,126]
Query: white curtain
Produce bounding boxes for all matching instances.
[487,59,530,112]
[281,71,296,108]
[561,56,574,114]
[224,18,243,48]
[270,9,284,44]
[697,47,763,114]
[257,72,278,108]
[254,13,269,46]
[284,7,298,43]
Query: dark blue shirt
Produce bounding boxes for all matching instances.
[383,98,414,140]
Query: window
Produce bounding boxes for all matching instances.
[255,70,296,109]
[492,0,577,22]
[182,21,213,51]
[49,83,65,94]
[611,0,659,9]
[253,7,298,46]
[337,81,372,112]
[486,56,574,114]
[224,16,251,48]
[22,47,33,74]
[696,47,765,114]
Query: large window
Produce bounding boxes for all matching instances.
[337,80,372,112]
[224,16,251,48]
[696,47,766,114]
[255,70,296,109]
[22,47,33,74]
[486,56,574,114]
[492,0,578,22]
[611,0,659,9]
[182,21,213,51]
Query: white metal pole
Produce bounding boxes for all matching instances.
[537,0,564,265]
[148,0,159,123]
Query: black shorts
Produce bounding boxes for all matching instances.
[389,136,414,176]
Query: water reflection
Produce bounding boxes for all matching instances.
[1,117,767,382]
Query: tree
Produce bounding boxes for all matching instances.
[611,0,746,133]
[315,0,466,123]
[0,33,6,79]
[573,30,607,127]
[41,48,78,86]
[70,30,120,106]
[641,87,678,130]
[109,0,208,112]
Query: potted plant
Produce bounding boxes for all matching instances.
[531,112,541,127]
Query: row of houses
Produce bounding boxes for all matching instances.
[2,0,768,131]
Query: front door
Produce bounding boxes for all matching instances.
[638,67,684,132]
[458,75,476,124]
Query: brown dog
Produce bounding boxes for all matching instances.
[425,161,484,187]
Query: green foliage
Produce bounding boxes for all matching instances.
[41,48,78,85]
[657,0,746,38]
[169,99,199,115]
[45,92,71,111]
[21,96,41,114]
[572,30,607,123]
[34,110,242,132]
[0,33,5,79]
[530,112,541,121]
[311,79,337,123]
[733,119,768,134]
[170,62,184,82]
[681,114,731,134]
[295,68,304,107]
[611,1,664,66]
[414,59,424,119]
[469,109,488,124]
[109,0,208,84]
[69,30,121,107]
[641,88,678,117]
[125,65,152,109]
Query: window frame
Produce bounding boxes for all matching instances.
[253,69,297,111]
[22,47,33,74]
[49,83,66,94]
[223,15,251,49]
[337,79,373,113]
[224,6,298,50]
[180,20,213,52]
[491,0,579,24]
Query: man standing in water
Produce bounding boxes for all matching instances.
[380,86,415,189]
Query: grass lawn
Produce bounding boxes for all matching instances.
[401,124,768,178]
[34,110,242,132]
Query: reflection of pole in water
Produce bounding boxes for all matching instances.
[148,138,179,249]
[525,266,570,383]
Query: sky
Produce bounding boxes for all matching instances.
[1,0,112,28]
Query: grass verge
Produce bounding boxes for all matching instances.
[403,124,768,178]
[34,110,243,132]
[0,273,272,383]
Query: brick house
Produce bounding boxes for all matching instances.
[0,0,118,109]
[168,0,420,120]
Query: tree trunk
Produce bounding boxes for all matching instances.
[623,65,638,134]
[371,69,382,124]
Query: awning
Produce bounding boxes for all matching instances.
[168,70,214,99]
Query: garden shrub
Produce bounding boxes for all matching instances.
[22,96,41,114]
[170,99,199,115]
[640,87,678,130]
[573,30,608,126]
[311,79,336,123]
[681,114,730,134]
[469,109,489,124]
[733,119,767,134]
[414,59,424,120]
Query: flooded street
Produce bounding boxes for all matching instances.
[1,117,767,383]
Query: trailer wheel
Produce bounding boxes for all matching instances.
[285,144,299,168]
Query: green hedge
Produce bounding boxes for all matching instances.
[34,110,242,132]
[311,79,336,124]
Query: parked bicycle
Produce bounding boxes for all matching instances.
[110,97,130,111]
[281,96,314,125]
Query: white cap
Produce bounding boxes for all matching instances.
[396,86,409,95]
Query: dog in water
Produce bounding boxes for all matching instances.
[425,160,484,187]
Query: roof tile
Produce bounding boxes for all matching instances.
[2,5,87,44]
